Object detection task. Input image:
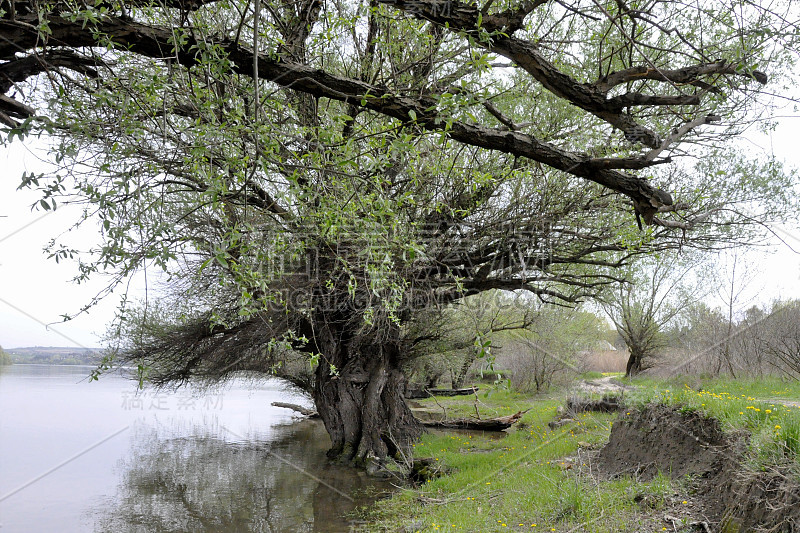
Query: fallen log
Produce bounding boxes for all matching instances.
[421,410,527,431]
[405,387,479,399]
[271,402,320,418]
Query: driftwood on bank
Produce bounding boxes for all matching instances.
[405,387,480,399]
[271,402,320,418]
[421,410,527,431]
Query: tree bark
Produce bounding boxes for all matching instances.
[625,351,643,377]
[451,351,476,389]
[312,327,420,466]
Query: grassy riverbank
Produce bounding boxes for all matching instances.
[364,387,671,532]
[361,377,800,532]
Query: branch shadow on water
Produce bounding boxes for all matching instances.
[91,419,395,533]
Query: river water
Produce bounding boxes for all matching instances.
[0,364,393,532]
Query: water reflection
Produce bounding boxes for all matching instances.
[93,420,393,533]
[0,365,397,532]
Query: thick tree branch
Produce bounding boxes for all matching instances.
[0,93,33,125]
[374,0,769,151]
[0,15,675,219]
[0,50,99,93]
[597,61,767,92]
[606,92,700,110]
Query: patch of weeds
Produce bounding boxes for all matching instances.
[548,478,583,521]
[631,472,672,510]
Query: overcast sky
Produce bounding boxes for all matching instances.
[0,140,150,349]
[1,117,799,349]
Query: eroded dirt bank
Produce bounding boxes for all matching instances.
[599,405,800,532]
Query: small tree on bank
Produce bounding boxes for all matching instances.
[406,291,537,389]
[601,255,699,376]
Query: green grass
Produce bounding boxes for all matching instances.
[698,376,800,400]
[366,387,679,532]
[628,375,800,400]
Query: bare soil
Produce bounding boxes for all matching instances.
[573,375,632,395]
[598,404,800,532]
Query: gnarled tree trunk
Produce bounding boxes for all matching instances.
[312,325,420,466]
[625,349,644,377]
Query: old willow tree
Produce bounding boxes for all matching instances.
[1,0,798,464]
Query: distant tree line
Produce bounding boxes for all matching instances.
[2,347,102,366]
[594,250,800,380]
[671,300,800,379]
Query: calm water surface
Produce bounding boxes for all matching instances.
[0,364,393,532]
